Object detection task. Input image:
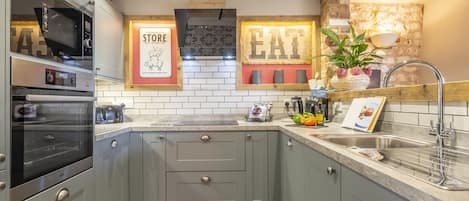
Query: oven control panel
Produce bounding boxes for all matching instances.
[45,69,77,87]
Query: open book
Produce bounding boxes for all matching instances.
[341,97,387,133]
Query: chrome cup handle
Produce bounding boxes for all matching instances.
[201,176,212,184]
[200,135,211,142]
[56,188,70,201]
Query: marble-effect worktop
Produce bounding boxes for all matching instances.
[95,116,469,201]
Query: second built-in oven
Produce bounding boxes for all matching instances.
[10,57,95,201]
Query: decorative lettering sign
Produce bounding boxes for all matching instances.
[139,28,172,78]
[241,21,313,65]
[126,19,181,90]
[10,21,52,57]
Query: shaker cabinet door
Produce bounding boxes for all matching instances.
[304,145,341,201]
[246,132,269,201]
[142,133,166,201]
[95,134,130,201]
[94,0,124,81]
[341,166,408,201]
[280,135,306,201]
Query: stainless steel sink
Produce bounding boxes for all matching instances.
[310,134,431,149]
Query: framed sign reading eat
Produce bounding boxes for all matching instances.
[237,16,320,90]
[125,16,182,90]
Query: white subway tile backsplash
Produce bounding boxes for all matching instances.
[188,79,207,84]
[140,109,158,115]
[194,73,213,78]
[189,97,207,102]
[122,91,140,97]
[213,90,230,96]
[206,60,224,66]
[219,66,236,72]
[134,97,152,103]
[103,91,121,97]
[170,97,189,102]
[243,96,260,102]
[133,103,146,109]
[218,103,237,108]
[140,91,159,96]
[146,103,164,109]
[206,79,224,84]
[184,84,201,90]
[183,103,201,108]
[164,103,182,109]
[151,97,170,102]
[213,72,230,78]
[225,96,242,102]
[183,60,205,67]
[401,102,429,113]
[231,91,249,96]
[158,109,174,115]
[429,102,468,116]
[207,96,225,102]
[194,108,213,114]
[200,85,219,90]
[453,116,469,131]
[177,109,194,115]
[418,114,453,128]
[201,102,218,108]
[177,91,195,96]
[200,67,218,72]
[249,90,267,96]
[393,112,419,125]
[384,102,401,112]
[157,91,177,96]
[184,66,201,72]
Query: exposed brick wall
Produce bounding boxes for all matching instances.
[350,3,424,86]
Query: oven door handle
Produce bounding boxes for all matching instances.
[26,95,97,102]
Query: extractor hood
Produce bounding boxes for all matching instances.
[174,9,236,60]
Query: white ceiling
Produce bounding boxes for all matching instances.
[111,0,321,16]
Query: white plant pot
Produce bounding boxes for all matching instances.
[330,69,371,91]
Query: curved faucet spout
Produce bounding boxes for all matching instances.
[383,60,446,141]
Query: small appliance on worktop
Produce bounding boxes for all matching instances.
[96,104,125,124]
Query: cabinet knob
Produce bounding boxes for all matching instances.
[0,154,5,162]
[287,139,293,147]
[201,176,212,184]
[111,140,118,148]
[246,134,252,140]
[200,135,211,142]
[158,135,165,140]
[326,166,336,175]
[0,182,6,191]
[56,188,70,201]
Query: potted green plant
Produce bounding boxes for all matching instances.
[320,24,382,91]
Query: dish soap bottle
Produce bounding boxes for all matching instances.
[315,102,324,126]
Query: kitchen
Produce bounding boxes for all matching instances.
[1,0,469,201]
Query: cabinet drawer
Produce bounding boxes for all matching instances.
[25,169,95,201]
[166,132,246,171]
[167,171,246,201]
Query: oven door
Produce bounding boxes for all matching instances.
[10,87,94,201]
[10,0,93,70]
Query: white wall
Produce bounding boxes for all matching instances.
[113,0,320,16]
[419,0,469,82]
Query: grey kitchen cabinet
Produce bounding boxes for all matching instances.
[142,133,166,201]
[0,0,6,171]
[341,167,408,201]
[129,133,144,201]
[280,135,306,201]
[25,169,95,201]
[0,171,7,201]
[94,0,124,81]
[246,132,269,201]
[166,171,246,201]
[304,143,341,201]
[95,133,130,201]
[166,132,246,171]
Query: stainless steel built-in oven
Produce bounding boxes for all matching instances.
[10,0,93,70]
[10,58,95,201]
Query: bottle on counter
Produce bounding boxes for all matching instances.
[315,102,324,126]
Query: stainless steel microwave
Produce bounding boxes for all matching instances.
[10,0,94,71]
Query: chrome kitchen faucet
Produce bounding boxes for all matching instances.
[383,60,457,186]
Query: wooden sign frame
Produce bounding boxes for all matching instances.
[124,16,183,90]
[236,16,321,90]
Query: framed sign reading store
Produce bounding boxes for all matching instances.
[237,16,320,90]
[125,16,182,90]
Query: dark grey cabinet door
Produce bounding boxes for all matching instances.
[25,169,95,201]
[166,132,245,171]
[246,132,269,201]
[304,145,341,201]
[280,135,306,201]
[167,171,246,201]
[341,167,408,201]
[95,134,130,201]
[142,133,166,201]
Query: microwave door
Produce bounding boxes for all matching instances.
[34,7,83,59]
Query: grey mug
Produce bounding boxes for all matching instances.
[251,71,262,84]
[274,70,284,83]
[296,70,307,83]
